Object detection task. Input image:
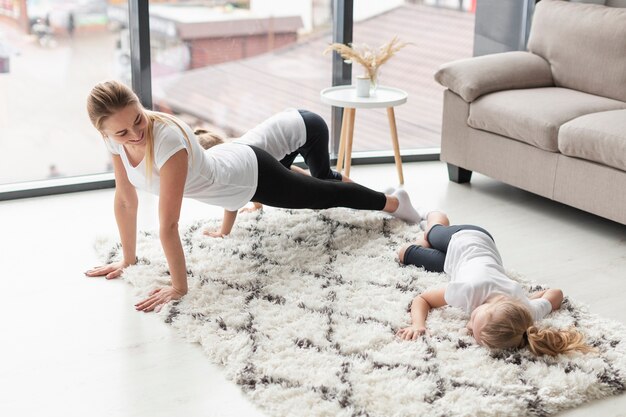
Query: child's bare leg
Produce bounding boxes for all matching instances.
[398,211,448,261]
[424,211,450,241]
[290,164,352,183]
[414,235,430,248]
[290,165,310,176]
[398,234,429,263]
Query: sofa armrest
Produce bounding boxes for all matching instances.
[434,51,554,102]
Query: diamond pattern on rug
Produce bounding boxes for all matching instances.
[96,208,626,417]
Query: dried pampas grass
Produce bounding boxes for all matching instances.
[324,36,409,83]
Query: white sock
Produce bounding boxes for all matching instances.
[390,189,421,225]
[385,187,429,219]
[383,186,397,195]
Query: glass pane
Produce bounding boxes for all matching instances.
[0,0,131,185]
[145,0,334,144]
[143,0,474,158]
[349,0,475,152]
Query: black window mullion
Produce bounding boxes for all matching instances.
[330,0,353,156]
[129,0,153,109]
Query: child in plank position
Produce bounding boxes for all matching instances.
[396,212,593,356]
[195,109,353,228]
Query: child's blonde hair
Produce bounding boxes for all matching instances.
[195,128,225,150]
[480,298,594,356]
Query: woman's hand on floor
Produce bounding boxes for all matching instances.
[135,286,185,313]
[396,325,428,340]
[84,260,131,280]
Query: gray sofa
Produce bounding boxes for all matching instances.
[435,0,626,225]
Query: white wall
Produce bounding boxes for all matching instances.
[250,0,313,32]
[353,0,404,22]
[250,0,405,33]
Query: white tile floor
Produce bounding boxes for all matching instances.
[1,161,625,417]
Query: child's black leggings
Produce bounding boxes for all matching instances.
[250,145,386,210]
[403,224,494,272]
[278,110,342,181]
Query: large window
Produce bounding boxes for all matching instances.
[142,0,474,155]
[0,0,476,197]
[140,0,474,155]
[0,0,130,187]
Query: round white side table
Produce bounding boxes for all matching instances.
[320,85,408,184]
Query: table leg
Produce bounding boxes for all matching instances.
[387,107,404,185]
[336,109,349,173]
[344,108,356,177]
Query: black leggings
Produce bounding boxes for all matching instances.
[250,145,386,210]
[403,224,494,272]
[278,110,342,181]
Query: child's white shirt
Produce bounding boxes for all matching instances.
[105,118,258,211]
[233,108,306,160]
[443,230,552,321]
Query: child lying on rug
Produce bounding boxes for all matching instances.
[194,109,352,224]
[396,211,594,356]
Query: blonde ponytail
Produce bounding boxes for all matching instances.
[143,110,194,181]
[525,326,595,356]
[480,298,595,356]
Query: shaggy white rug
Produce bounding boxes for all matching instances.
[96,208,626,417]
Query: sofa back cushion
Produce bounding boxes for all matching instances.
[528,0,626,102]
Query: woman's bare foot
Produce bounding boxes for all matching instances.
[341,174,353,183]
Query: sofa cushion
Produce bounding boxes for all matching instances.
[434,51,553,102]
[468,87,626,152]
[527,0,626,102]
[558,110,626,172]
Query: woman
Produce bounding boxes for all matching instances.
[84,80,421,313]
[396,212,594,356]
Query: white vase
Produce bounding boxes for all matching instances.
[355,75,371,97]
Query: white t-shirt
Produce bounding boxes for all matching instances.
[443,230,552,322]
[234,108,306,159]
[105,118,258,211]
